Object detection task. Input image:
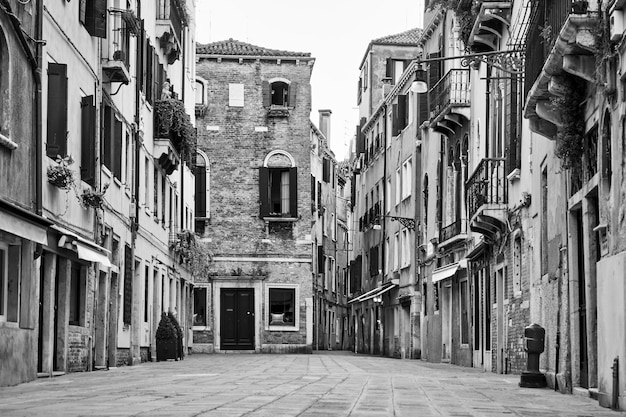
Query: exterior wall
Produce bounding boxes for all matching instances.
[195,52,314,352]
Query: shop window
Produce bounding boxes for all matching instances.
[193,287,207,327]
[267,286,297,328]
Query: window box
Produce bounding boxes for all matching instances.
[47,156,75,190]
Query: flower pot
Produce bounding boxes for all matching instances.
[156,338,179,361]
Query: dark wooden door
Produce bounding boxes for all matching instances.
[220,289,254,350]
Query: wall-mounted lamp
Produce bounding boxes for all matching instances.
[373,295,383,304]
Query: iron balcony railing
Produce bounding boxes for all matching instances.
[157,0,185,41]
[429,69,470,121]
[524,0,572,99]
[466,158,508,220]
[439,218,463,243]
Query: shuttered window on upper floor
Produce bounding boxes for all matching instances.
[46,63,68,159]
[80,0,107,38]
[80,95,96,186]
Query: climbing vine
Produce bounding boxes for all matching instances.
[550,73,586,171]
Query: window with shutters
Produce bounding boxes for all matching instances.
[0,29,10,144]
[260,150,297,219]
[80,96,96,186]
[46,63,68,159]
[263,78,297,116]
[385,58,411,85]
[195,151,210,234]
[101,104,123,180]
[80,0,107,38]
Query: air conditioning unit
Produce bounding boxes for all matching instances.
[610,4,624,42]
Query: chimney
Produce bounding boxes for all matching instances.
[318,109,332,141]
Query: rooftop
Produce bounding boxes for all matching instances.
[196,38,312,58]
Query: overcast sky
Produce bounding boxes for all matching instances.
[195,0,425,161]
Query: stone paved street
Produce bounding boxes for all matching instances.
[0,352,621,417]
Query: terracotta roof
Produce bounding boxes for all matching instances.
[197,38,311,58]
[372,28,423,46]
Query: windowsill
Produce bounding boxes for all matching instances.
[0,132,17,150]
[267,106,291,118]
[102,167,113,179]
[0,321,19,329]
[268,325,298,332]
[193,326,210,331]
[401,264,410,270]
[113,178,122,188]
[264,217,298,222]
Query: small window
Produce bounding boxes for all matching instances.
[195,80,205,105]
[268,287,296,327]
[271,81,289,106]
[193,287,207,327]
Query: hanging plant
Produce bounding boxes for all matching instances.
[550,74,586,171]
[457,1,481,52]
[169,230,213,277]
[47,155,75,190]
[79,183,110,210]
[154,98,196,164]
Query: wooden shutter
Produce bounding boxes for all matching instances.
[397,94,407,131]
[311,175,315,201]
[262,81,271,107]
[84,0,107,38]
[80,96,96,186]
[113,118,122,179]
[322,158,330,182]
[195,164,207,217]
[385,58,393,78]
[392,103,399,136]
[142,31,148,94]
[288,82,297,107]
[102,105,112,170]
[259,167,269,218]
[146,44,153,103]
[46,63,68,158]
[289,167,298,217]
[317,246,324,274]
[418,90,429,125]
[123,245,132,325]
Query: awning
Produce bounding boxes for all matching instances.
[431,261,468,283]
[0,210,48,244]
[51,225,112,267]
[348,283,397,304]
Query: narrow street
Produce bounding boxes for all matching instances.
[0,352,617,417]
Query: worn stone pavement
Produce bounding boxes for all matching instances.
[0,351,622,417]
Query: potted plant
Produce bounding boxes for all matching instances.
[154,98,196,163]
[47,155,75,190]
[156,312,179,361]
[79,183,110,209]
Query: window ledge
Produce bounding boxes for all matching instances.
[267,106,291,118]
[264,217,298,222]
[0,321,19,328]
[507,168,521,182]
[0,133,17,150]
[268,325,298,332]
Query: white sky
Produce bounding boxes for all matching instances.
[195,0,425,161]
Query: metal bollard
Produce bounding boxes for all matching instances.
[519,323,547,388]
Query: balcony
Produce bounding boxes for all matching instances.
[523,0,598,139]
[156,0,188,63]
[429,69,470,137]
[102,9,135,85]
[468,1,512,52]
[466,158,507,241]
[438,218,467,249]
[154,99,195,165]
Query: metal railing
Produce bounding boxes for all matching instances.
[439,218,463,243]
[524,0,572,98]
[466,158,507,220]
[157,0,184,40]
[429,69,470,121]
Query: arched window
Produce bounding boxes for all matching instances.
[195,80,205,105]
[194,151,210,234]
[260,150,297,218]
[262,78,297,108]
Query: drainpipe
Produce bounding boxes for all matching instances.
[612,356,619,410]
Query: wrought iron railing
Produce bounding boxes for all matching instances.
[439,218,463,243]
[466,158,507,220]
[157,0,185,40]
[524,0,572,98]
[429,69,470,121]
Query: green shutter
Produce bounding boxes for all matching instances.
[397,94,407,131]
[113,118,122,179]
[392,103,399,136]
[84,0,107,38]
[46,63,68,158]
[288,82,297,107]
[262,81,271,107]
[195,164,207,217]
[289,167,298,217]
[80,96,96,186]
[259,167,269,218]
[102,105,112,170]
[385,58,393,78]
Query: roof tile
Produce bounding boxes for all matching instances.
[196,38,311,57]
[372,28,423,46]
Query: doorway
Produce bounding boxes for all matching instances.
[220,288,255,350]
[574,208,589,388]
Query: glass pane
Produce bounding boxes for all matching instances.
[194,288,207,326]
[269,288,294,325]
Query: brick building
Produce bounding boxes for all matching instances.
[194,39,315,353]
